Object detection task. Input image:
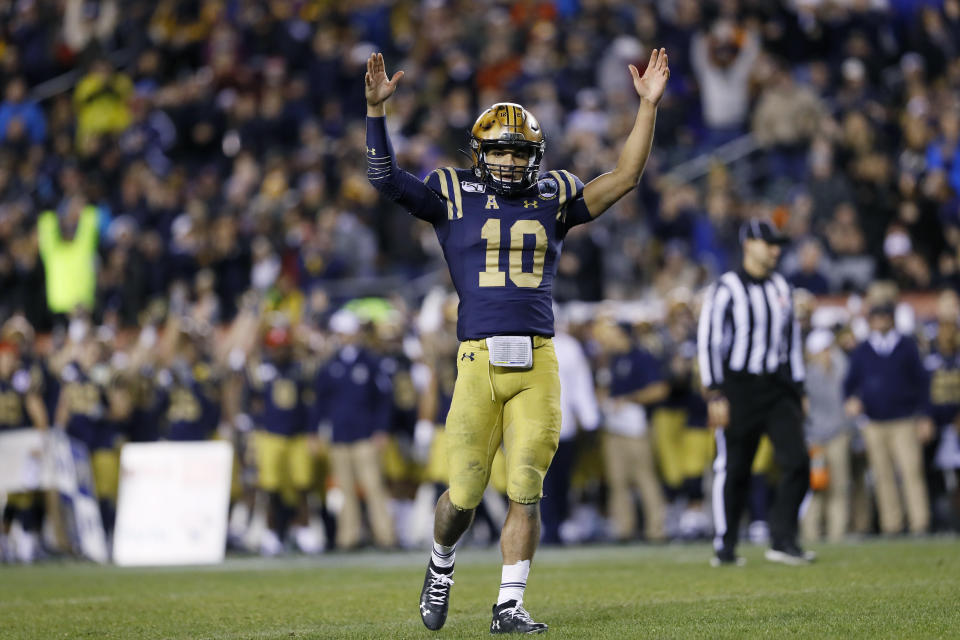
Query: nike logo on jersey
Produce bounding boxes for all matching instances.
[461,181,485,193]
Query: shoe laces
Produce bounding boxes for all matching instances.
[427,569,454,605]
[503,603,535,624]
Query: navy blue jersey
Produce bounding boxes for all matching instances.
[378,354,419,437]
[129,368,162,442]
[248,359,309,437]
[609,348,664,398]
[158,362,219,441]
[367,117,595,340]
[0,370,34,429]
[313,346,383,443]
[59,363,109,449]
[925,345,960,428]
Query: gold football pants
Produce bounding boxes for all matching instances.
[445,337,561,509]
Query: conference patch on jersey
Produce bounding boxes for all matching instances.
[537,177,559,199]
[461,181,486,193]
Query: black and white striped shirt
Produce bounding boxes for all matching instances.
[697,270,804,390]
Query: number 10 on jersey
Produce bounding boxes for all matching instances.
[479,219,547,288]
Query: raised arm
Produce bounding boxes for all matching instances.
[364,53,445,224]
[582,48,670,218]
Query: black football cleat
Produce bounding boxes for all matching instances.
[490,600,548,634]
[419,560,454,631]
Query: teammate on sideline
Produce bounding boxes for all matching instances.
[365,49,669,633]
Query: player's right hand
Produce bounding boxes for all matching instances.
[365,52,404,107]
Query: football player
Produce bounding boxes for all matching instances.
[247,323,319,555]
[0,340,48,562]
[156,329,220,442]
[365,47,669,633]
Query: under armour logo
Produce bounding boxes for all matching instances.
[420,602,430,615]
[367,146,376,155]
[461,352,475,361]
[523,200,538,208]
[492,620,500,630]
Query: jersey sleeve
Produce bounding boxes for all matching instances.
[551,170,592,231]
[423,168,465,222]
[366,116,447,225]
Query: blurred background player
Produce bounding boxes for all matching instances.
[53,320,121,541]
[0,338,48,563]
[371,312,425,549]
[246,321,320,556]
[925,290,960,530]
[156,326,220,442]
[653,291,712,540]
[542,305,599,546]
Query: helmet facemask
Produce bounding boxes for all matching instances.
[472,140,544,195]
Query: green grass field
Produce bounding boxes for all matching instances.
[2,538,958,639]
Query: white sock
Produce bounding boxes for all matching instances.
[431,541,456,570]
[497,560,531,605]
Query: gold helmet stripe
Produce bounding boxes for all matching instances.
[435,169,457,220]
[442,167,463,219]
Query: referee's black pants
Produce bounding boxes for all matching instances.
[713,375,809,552]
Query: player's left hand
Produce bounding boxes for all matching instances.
[629,47,670,106]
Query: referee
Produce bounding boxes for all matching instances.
[697,219,813,566]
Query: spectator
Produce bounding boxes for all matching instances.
[691,19,759,148]
[788,238,831,295]
[926,110,960,196]
[73,58,132,151]
[752,60,827,180]
[0,77,46,146]
[63,0,118,60]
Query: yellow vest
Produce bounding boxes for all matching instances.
[37,206,99,314]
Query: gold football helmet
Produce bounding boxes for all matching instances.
[469,102,545,195]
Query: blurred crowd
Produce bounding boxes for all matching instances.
[2,0,960,560]
[1,1,960,331]
[2,281,959,561]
